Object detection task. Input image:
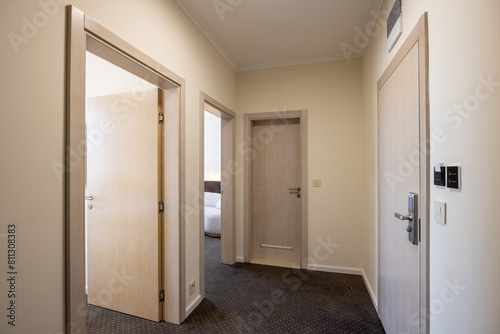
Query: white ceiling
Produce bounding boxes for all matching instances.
[174,0,384,71]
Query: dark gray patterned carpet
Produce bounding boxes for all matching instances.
[87,236,385,333]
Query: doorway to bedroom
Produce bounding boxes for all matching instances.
[199,94,236,299]
[203,109,223,286]
[66,7,184,328]
[204,109,222,239]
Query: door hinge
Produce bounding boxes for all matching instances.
[220,182,224,196]
[159,289,165,302]
[159,113,164,124]
[159,201,165,214]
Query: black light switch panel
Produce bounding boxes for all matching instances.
[447,166,461,189]
[434,166,446,186]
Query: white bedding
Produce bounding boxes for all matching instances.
[204,192,221,236]
[204,207,221,235]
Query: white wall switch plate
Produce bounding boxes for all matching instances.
[434,200,446,224]
[189,280,196,295]
[312,179,321,187]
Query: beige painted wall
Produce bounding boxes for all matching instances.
[0,0,235,332]
[362,0,500,332]
[236,60,365,272]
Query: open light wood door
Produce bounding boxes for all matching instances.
[86,88,161,321]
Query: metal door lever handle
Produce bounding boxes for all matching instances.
[85,195,94,201]
[289,187,301,198]
[394,212,412,221]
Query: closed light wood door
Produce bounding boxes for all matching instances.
[86,89,160,321]
[378,44,420,333]
[251,118,301,268]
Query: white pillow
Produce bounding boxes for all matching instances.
[216,198,222,209]
[204,192,220,207]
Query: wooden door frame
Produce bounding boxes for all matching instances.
[376,13,429,333]
[199,93,236,300]
[243,110,308,269]
[65,6,186,332]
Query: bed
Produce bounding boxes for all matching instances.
[204,181,221,237]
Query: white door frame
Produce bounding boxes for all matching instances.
[65,6,186,331]
[243,110,308,269]
[199,93,236,299]
[377,13,429,333]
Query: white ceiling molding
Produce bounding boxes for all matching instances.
[174,0,238,70]
[238,54,351,72]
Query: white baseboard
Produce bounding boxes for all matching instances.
[361,270,378,312]
[306,264,362,276]
[185,295,202,317]
[236,256,244,263]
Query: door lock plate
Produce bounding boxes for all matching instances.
[394,193,418,245]
[407,193,418,245]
